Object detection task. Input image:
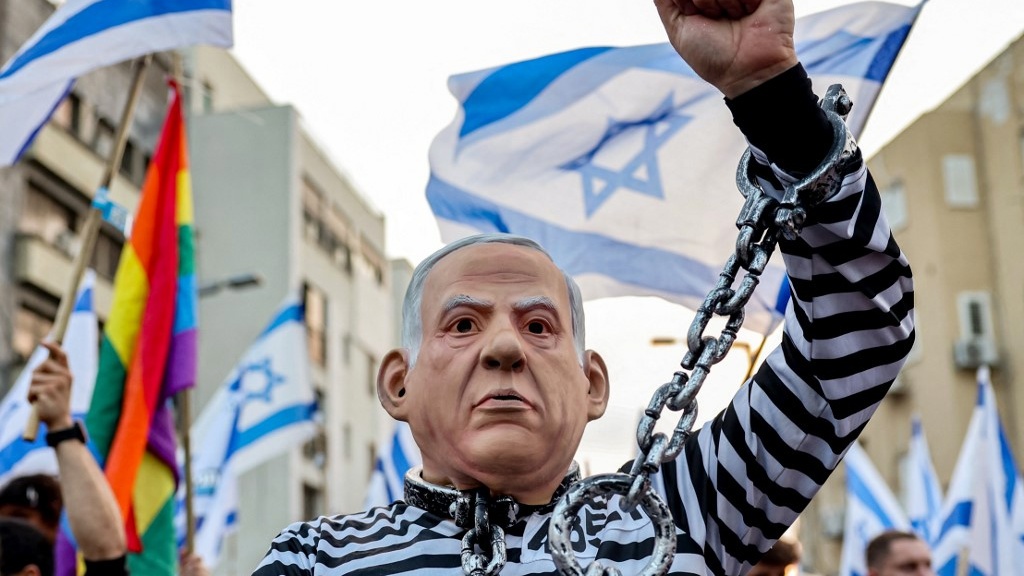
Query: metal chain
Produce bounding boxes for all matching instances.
[547,84,857,576]
[459,489,514,576]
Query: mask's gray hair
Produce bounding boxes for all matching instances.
[401,233,586,366]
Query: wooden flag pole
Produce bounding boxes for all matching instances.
[742,333,769,383]
[23,54,153,441]
[169,50,197,555]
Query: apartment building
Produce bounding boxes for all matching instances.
[0,1,400,572]
[0,0,171,391]
[800,32,1024,574]
[183,46,397,573]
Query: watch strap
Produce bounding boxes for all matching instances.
[45,421,86,448]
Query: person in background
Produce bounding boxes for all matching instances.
[748,539,801,576]
[0,518,54,576]
[866,530,934,576]
[0,476,62,545]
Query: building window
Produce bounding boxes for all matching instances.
[880,180,908,231]
[52,93,82,137]
[20,183,76,250]
[302,483,324,521]
[90,230,124,280]
[366,351,376,397]
[342,423,352,460]
[201,81,214,113]
[119,139,136,181]
[93,118,116,159]
[325,206,352,273]
[13,306,53,362]
[303,282,327,367]
[302,179,323,245]
[942,154,979,208]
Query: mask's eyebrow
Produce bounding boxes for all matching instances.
[512,296,558,315]
[442,294,494,315]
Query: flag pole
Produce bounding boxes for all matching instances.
[169,50,197,554]
[743,333,769,382]
[23,54,153,441]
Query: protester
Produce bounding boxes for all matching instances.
[0,518,54,576]
[1,342,127,575]
[0,475,62,544]
[254,0,915,573]
[866,531,934,576]
[749,539,801,576]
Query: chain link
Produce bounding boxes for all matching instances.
[546,84,857,576]
[459,489,510,576]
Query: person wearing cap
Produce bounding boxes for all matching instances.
[0,475,62,544]
[254,0,916,573]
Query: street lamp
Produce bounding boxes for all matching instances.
[197,272,263,297]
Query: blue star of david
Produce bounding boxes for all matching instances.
[228,357,285,404]
[562,94,692,218]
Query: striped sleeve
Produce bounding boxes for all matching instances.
[252,520,319,575]
[652,66,915,575]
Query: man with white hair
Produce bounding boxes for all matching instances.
[255,0,915,573]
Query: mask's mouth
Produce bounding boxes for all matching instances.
[479,389,529,407]
[492,393,524,402]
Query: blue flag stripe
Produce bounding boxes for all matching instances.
[456,24,906,147]
[1,0,231,80]
[428,175,726,301]
[848,463,899,528]
[258,303,304,340]
[231,403,318,457]
[460,47,611,138]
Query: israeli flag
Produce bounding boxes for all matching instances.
[0,271,98,488]
[967,367,1024,576]
[427,2,920,334]
[838,442,910,576]
[364,422,421,509]
[0,0,232,167]
[905,415,943,545]
[932,384,983,576]
[185,295,318,567]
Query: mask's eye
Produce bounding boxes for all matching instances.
[526,321,547,334]
[454,318,474,333]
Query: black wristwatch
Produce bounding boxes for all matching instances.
[46,421,87,448]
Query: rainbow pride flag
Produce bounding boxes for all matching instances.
[85,81,196,576]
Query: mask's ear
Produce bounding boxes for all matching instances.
[377,349,411,421]
[583,350,610,421]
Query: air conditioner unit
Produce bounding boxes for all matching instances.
[953,337,999,370]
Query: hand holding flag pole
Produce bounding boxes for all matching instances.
[23,55,153,441]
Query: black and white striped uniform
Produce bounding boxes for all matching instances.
[253,64,915,576]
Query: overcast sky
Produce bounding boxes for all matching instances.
[229,0,1024,471]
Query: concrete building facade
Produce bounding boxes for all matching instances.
[799,32,1024,574]
[0,1,399,572]
[0,0,171,390]
[183,46,397,573]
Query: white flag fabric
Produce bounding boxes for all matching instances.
[966,367,1023,576]
[364,422,421,509]
[0,0,233,167]
[0,271,98,488]
[933,385,984,576]
[906,415,943,546]
[838,442,910,576]
[186,295,318,567]
[426,2,920,334]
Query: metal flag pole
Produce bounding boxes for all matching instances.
[23,54,153,441]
